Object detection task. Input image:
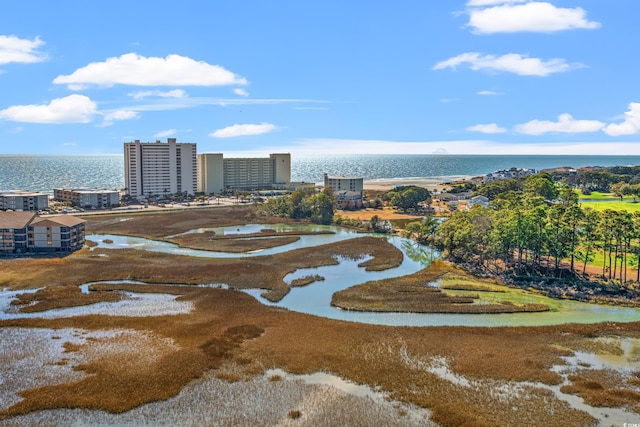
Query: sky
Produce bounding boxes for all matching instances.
[1,0,639,156]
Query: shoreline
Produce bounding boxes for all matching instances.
[363,177,470,192]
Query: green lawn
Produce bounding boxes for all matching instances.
[576,190,613,200]
[579,200,640,212]
[576,190,636,201]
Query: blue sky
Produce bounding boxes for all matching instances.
[1,0,639,155]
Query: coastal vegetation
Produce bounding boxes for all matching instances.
[257,187,336,224]
[420,172,640,307]
[331,260,550,313]
[2,206,640,425]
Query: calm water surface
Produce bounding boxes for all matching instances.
[3,154,640,193]
[87,225,640,327]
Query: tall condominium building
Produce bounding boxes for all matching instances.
[0,191,49,212]
[124,138,197,199]
[197,153,291,194]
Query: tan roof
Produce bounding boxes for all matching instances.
[0,212,37,229]
[30,215,85,228]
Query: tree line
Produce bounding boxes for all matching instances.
[257,187,336,224]
[432,173,640,284]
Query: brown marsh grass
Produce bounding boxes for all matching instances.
[1,209,639,425]
[11,285,123,312]
[290,275,325,288]
[169,233,301,252]
[332,260,550,313]
[0,235,400,303]
[561,370,640,412]
[83,205,291,239]
[2,282,639,425]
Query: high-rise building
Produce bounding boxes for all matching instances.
[197,153,291,193]
[124,138,197,199]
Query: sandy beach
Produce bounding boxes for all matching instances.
[363,178,465,192]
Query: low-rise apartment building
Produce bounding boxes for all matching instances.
[54,188,120,209]
[0,191,49,211]
[0,212,85,255]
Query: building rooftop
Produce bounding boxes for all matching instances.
[0,212,37,229]
[30,215,85,227]
[0,190,48,196]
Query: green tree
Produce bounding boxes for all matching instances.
[524,172,558,200]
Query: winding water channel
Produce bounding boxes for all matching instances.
[85,224,640,328]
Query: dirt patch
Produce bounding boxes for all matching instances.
[336,208,422,222]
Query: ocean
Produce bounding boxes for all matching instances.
[1,154,640,194]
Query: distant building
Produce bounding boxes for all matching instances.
[467,195,489,209]
[54,189,120,209]
[323,174,364,193]
[0,191,49,212]
[197,153,291,193]
[324,174,364,210]
[335,190,363,210]
[0,212,85,255]
[484,167,537,183]
[124,138,197,200]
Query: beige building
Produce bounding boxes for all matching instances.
[197,153,291,193]
[323,175,364,210]
[323,174,364,193]
[124,138,197,199]
[54,188,120,209]
[0,190,49,211]
[0,212,85,255]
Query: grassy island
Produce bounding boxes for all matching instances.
[332,260,550,314]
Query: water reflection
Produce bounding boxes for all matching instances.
[87,225,640,327]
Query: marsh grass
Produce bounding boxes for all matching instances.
[168,233,302,253]
[561,370,640,411]
[11,285,122,313]
[290,275,325,288]
[1,283,635,425]
[1,208,639,425]
[332,260,550,313]
[0,234,400,304]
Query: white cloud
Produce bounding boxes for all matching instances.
[234,88,249,97]
[98,109,140,127]
[477,90,502,95]
[0,35,47,65]
[467,123,506,134]
[603,103,640,136]
[0,94,97,124]
[433,52,577,76]
[154,129,177,138]
[209,122,277,138]
[53,53,247,89]
[514,113,604,135]
[129,89,188,99]
[104,110,139,121]
[467,2,600,34]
